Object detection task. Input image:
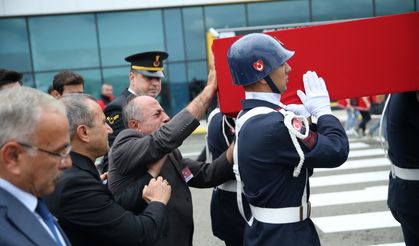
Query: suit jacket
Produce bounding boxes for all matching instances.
[0,187,71,246]
[44,152,168,246]
[108,109,235,246]
[238,99,349,246]
[99,88,134,173]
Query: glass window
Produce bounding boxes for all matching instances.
[163,8,185,61]
[187,61,208,82]
[98,10,165,67]
[22,73,35,88]
[248,1,310,26]
[102,67,130,97]
[375,0,414,16]
[35,69,101,97]
[166,63,188,114]
[204,4,246,29]
[312,0,373,21]
[28,14,99,72]
[182,7,206,60]
[0,18,32,73]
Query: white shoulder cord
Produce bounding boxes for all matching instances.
[379,94,391,158]
[279,109,310,177]
[221,115,235,147]
[234,106,309,225]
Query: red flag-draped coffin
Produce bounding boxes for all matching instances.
[213,12,419,116]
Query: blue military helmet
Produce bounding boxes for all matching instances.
[227,33,295,86]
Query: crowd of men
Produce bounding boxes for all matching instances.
[0,32,417,246]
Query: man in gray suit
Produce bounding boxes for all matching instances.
[108,63,235,246]
[0,87,72,246]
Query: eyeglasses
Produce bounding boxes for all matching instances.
[17,142,71,166]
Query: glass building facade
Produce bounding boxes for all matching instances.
[0,0,417,115]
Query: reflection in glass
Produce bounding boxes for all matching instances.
[98,10,165,67]
[0,18,32,72]
[311,0,373,21]
[204,4,246,29]
[29,14,99,71]
[183,7,206,60]
[164,9,185,62]
[35,69,101,97]
[102,67,130,97]
[375,0,414,16]
[167,63,188,115]
[248,1,310,26]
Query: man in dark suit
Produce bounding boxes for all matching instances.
[107,62,235,246]
[0,87,72,246]
[99,51,168,173]
[386,91,419,246]
[44,94,171,246]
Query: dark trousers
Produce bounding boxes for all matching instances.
[391,209,419,246]
[358,111,371,134]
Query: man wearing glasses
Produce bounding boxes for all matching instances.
[0,87,72,245]
[44,94,171,245]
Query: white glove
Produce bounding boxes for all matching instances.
[297,71,332,118]
[280,103,310,118]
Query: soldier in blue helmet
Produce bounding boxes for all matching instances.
[386,91,419,246]
[227,33,349,245]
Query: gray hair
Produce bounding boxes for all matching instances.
[59,94,96,139]
[0,87,66,146]
[122,95,144,127]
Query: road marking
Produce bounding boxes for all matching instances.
[349,148,386,158]
[310,186,387,207]
[310,171,388,187]
[366,243,405,246]
[182,151,202,158]
[349,142,370,150]
[314,158,391,173]
[312,211,400,233]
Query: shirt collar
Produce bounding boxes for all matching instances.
[128,87,137,96]
[0,178,37,212]
[245,91,282,107]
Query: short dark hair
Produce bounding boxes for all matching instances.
[0,68,22,87]
[52,70,84,95]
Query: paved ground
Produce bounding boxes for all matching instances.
[179,110,404,246]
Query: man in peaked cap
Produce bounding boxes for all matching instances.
[100,51,168,173]
[0,68,23,90]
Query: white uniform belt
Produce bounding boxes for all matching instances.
[217,180,237,192]
[391,164,419,181]
[250,202,311,224]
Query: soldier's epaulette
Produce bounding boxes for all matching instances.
[107,114,120,125]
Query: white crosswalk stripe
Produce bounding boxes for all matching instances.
[311,137,404,245]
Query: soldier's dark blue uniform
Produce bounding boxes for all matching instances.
[227,33,349,246]
[386,91,419,246]
[206,109,246,246]
[237,98,348,246]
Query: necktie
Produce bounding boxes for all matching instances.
[36,199,62,246]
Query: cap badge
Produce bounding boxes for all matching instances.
[253,59,264,72]
[153,55,160,67]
